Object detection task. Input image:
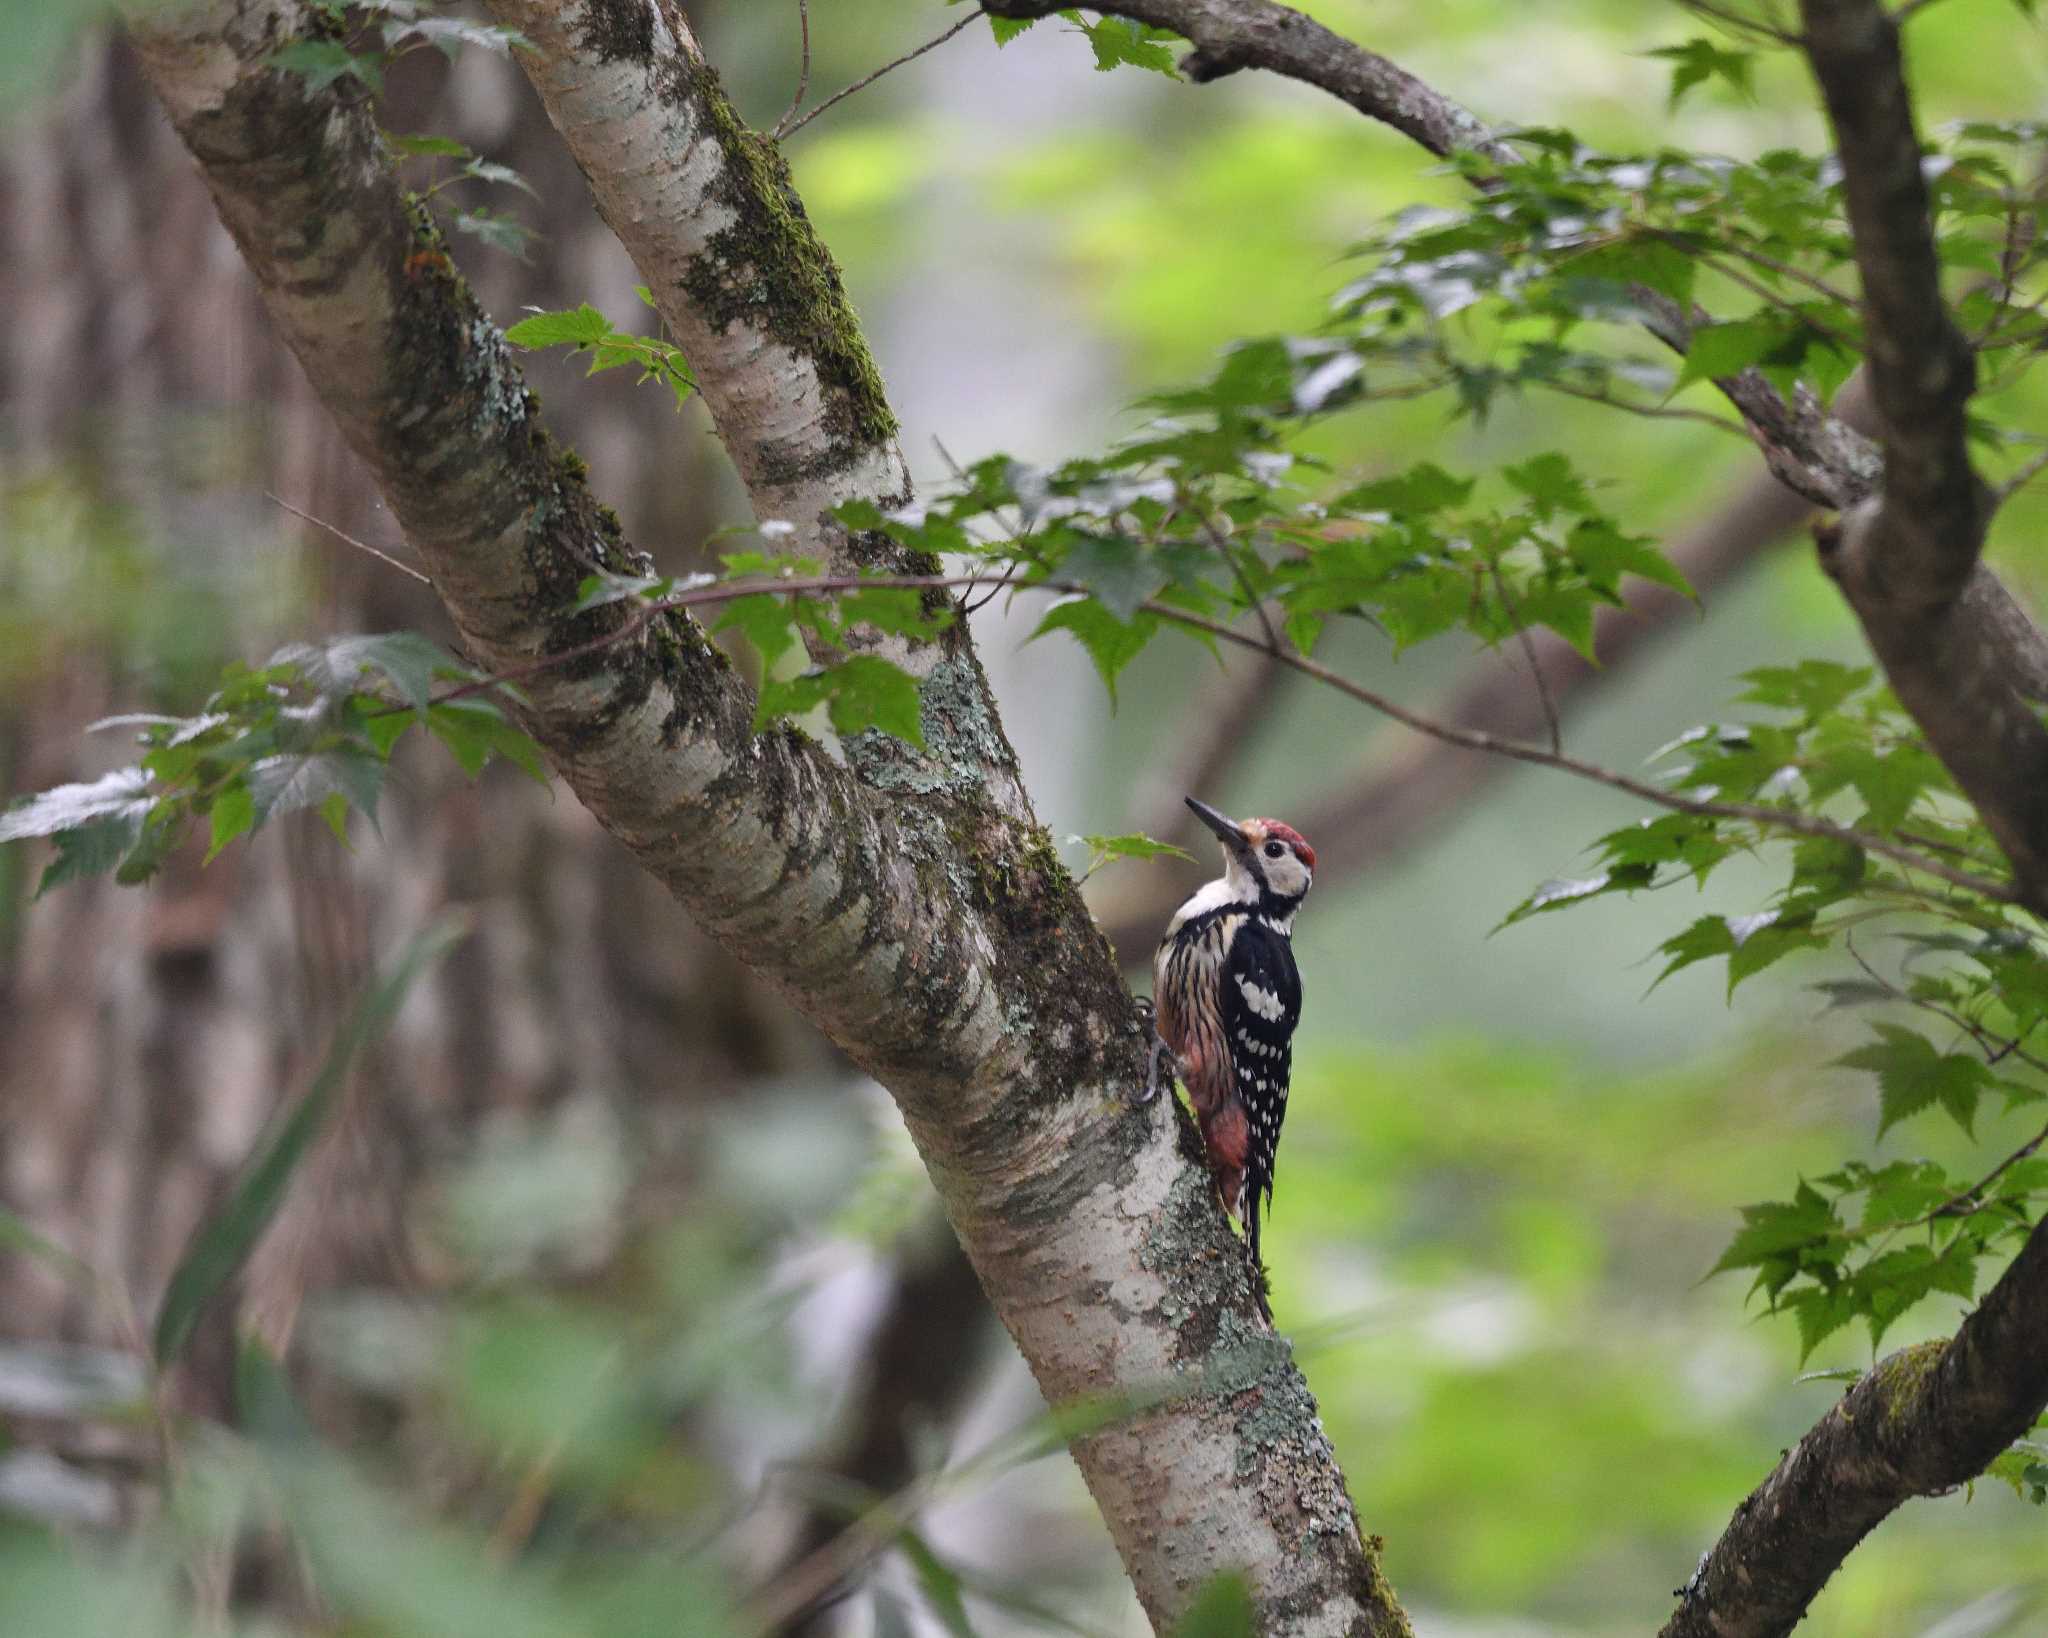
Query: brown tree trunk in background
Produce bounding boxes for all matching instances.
[0,31,821,1396]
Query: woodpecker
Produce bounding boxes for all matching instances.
[1144,795,1315,1277]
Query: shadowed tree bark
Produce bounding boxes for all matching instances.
[122,3,1406,1631]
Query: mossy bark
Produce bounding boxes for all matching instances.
[130,4,1407,1631]
[1662,1222,2048,1638]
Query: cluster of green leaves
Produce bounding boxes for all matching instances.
[575,549,958,744]
[972,5,1183,76]
[1337,135,1860,417]
[809,349,1679,707]
[0,632,543,896]
[505,290,697,410]
[1509,657,2048,1372]
[1503,661,1962,972]
[267,1,537,256]
[1311,118,2048,455]
[271,0,524,96]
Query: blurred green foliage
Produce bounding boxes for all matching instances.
[8,1,2048,1635]
[1276,1040,2048,1633]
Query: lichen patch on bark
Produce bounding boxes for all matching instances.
[668,51,899,469]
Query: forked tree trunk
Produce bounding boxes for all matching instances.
[0,30,824,1402]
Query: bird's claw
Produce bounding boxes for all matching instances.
[1133,998,1180,1105]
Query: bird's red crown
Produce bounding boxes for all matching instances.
[1249,820,1316,873]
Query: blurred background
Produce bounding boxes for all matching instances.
[4,2,2048,1634]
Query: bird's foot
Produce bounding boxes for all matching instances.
[1244,1243,1273,1323]
[1134,998,1180,1104]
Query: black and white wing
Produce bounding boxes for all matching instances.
[1219,921,1302,1258]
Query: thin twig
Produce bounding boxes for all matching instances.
[1898,825,2008,868]
[1995,444,2048,506]
[1140,595,2022,904]
[1193,502,1283,654]
[1539,379,1751,437]
[1843,938,2048,1077]
[778,6,985,141]
[962,562,1022,614]
[771,0,813,141]
[1690,250,1863,354]
[1679,0,1805,43]
[390,567,2021,904]
[1975,279,2048,356]
[267,492,432,584]
[1486,562,1561,755]
[1648,229,1859,312]
[1974,192,2037,348]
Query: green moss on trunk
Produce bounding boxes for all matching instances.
[659,50,900,474]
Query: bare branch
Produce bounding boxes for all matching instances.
[980,0,1511,162]
[1796,0,2048,906]
[1799,0,1983,597]
[770,0,812,141]
[265,491,432,584]
[779,6,987,141]
[1536,378,1751,437]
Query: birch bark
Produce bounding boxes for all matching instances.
[127,3,1407,1629]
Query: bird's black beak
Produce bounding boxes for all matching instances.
[1186,796,1247,854]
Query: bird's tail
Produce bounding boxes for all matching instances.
[1245,1184,1273,1319]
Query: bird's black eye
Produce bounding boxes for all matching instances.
[1264,841,1285,859]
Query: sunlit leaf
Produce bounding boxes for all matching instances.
[0,767,152,843]
[505,304,613,350]
[1075,832,1196,877]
